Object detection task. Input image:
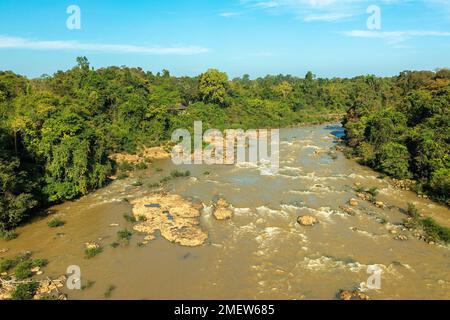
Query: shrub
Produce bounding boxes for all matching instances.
[85,246,103,259]
[138,215,147,222]
[406,203,419,219]
[421,218,450,243]
[430,168,450,202]
[0,258,18,273]
[170,170,191,178]
[11,282,39,300]
[32,259,48,268]
[47,218,65,228]
[135,162,148,170]
[147,182,161,188]
[117,172,129,180]
[81,280,95,290]
[104,285,116,298]
[14,261,33,280]
[0,230,18,241]
[118,161,134,172]
[123,214,135,222]
[117,229,132,240]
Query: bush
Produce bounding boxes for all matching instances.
[135,162,148,170]
[117,229,132,240]
[117,172,129,180]
[110,242,119,248]
[0,230,18,241]
[430,168,450,202]
[11,282,39,300]
[123,214,135,222]
[47,218,65,228]
[406,203,419,219]
[104,285,116,298]
[170,170,191,178]
[14,261,33,280]
[118,161,134,172]
[421,218,450,243]
[84,247,103,259]
[32,259,48,268]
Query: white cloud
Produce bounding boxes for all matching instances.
[219,12,241,17]
[341,29,450,46]
[242,0,366,22]
[0,35,209,55]
[304,12,353,22]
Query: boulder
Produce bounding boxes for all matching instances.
[213,198,234,220]
[348,198,359,206]
[297,216,318,226]
[375,201,385,208]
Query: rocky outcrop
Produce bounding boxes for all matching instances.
[131,193,208,247]
[340,205,356,216]
[110,146,170,166]
[213,198,234,220]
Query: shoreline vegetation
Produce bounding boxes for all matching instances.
[0,58,448,243]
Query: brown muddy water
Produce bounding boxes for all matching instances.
[1,124,449,300]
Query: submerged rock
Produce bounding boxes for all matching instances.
[213,198,234,220]
[131,193,208,247]
[340,205,356,216]
[394,235,408,241]
[356,192,372,202]
[297,216,318,226]
[375,201,385,209]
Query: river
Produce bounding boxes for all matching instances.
[1,124,449,299]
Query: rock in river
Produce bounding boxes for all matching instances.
[297,215,318,226]
[213,198,234,220]
[132,193,208,247]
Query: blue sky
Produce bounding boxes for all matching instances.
[0,0,449,78]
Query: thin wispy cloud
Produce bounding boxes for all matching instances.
[0,35,210,55]
[219,12,241,17]
[240,0,450,22]
[341,29,450,46]
[241,0,366,22]
[303,12,353,22]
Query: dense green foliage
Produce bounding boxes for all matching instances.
[1,57,448,232]
[343,70,450,204]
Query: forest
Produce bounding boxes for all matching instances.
[0,57,449,234]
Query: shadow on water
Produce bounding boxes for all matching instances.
[324,124,345,140]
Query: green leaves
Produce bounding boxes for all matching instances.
[199,69,229,106]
